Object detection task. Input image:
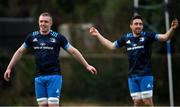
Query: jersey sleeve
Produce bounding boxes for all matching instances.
[58,34,70,50]
[146,32,158,42]
[114,35,126,48]
[23,34,32,49]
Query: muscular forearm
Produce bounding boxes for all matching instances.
[69,47,89,68]
[158,18,178,42]
[96,34,115,50]
[165,27,174,40]
[7,49,24,69]
[158,27,175,42]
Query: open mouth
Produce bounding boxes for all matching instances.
[135,28,141,31]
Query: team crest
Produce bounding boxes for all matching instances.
[140,37,144,42]
[50,38,56,43]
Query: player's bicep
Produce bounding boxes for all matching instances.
[65,45,73,53]
[156,34,167,42]
[22,42,29,49]
[65,44,79,56]
[17,44,28,54]
[113,40,125,49]
[63,42,71,50]
[111,42,118,49]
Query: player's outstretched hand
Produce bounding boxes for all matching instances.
[4,68,11,81]
[89,27,101,37]
[171,18,178,30]
[86,65,97,75]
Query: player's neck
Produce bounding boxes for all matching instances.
[40,30,50,35]
[133,33,141,38]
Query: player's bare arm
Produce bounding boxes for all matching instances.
[158,18,178,42]
[4,44,27,81]
[89,27,116,50]
[66,45,97,74]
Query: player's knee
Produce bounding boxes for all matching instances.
[141,90,153,99]
[141,90,153,106]
[131,92,142,100]
[48,97,59,106]
[37,98,48,106]
[142,98,153,106]
[133,99,143,106]
[131,92,143,106]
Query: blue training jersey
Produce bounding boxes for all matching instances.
[23,30,70,77]
[114,31,158,77]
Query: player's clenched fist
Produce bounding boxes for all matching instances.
[89,27,101,37]
[171,18,178,30]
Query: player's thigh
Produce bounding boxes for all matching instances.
[128,77,141,100]
[35,76,48,105]
[140,76,154,99]
[47,75,62,104]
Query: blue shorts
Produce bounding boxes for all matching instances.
[35,75,62,104]
[128,76,153,100]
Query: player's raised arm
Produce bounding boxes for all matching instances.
[158,18,178,42]
[4,44,28,81]
[89,27,116,50]
[66,45,97,75]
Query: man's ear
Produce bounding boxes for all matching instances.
[130,24,132,29]
[50,20,53,26]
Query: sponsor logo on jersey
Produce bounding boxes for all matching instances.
[56,89,59,93]
[127,45,144,51]
[126,40,131,44]
[40,43,46,46]
[33,38,38,42]
[33,42,54,50]
[133,44,137,47]
[147,84,152,88]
